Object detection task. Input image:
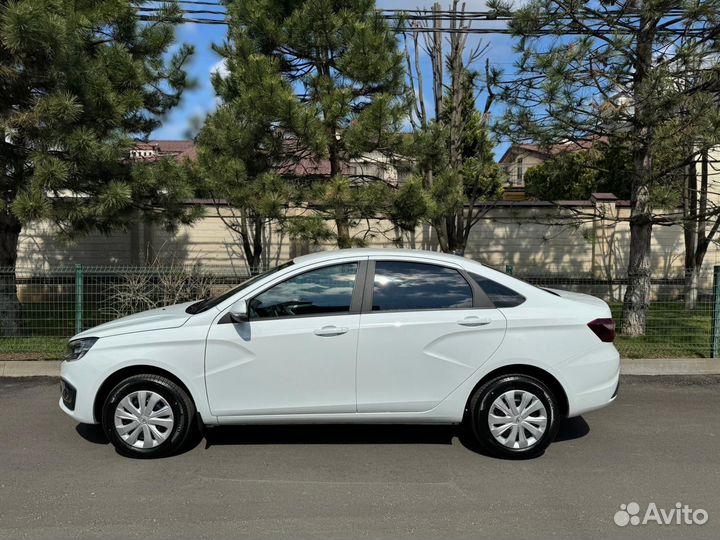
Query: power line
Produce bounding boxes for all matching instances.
[134,5,712,36]
[140,7,225,15]
[136,15,705,37]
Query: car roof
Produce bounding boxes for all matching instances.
[293,248,481,266]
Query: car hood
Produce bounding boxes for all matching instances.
[71,301,196,340]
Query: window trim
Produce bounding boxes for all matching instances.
[240,260,367,322]
[361,259,493,314]
[468,272,527,309]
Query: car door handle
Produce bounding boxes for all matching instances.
[314,325,349,337]
[457,316,492,327]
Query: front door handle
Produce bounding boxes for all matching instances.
[314,325,349,337]
[457,316,492,327]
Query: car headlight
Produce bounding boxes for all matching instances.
[65,337,99,361]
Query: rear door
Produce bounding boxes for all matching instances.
[356,259,507,413]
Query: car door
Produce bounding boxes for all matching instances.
[205,259,366,416]
[356,259,507,413]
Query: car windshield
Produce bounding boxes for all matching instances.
[185,262,294,314]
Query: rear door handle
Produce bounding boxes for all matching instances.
[314,325,349,337]
[457,316,492,327]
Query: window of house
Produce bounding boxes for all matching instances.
[371,261,473,311]
[516,157,524,184]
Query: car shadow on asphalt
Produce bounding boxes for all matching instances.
[554,416,590,442]
[202,416,589,449]
[203,424,458,447]
[76,423,109,445]
[74,416,589,458]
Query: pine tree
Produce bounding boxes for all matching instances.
[0,0,197,335]
[223,0,407,248]
[491,0,720,336]
[195,31,307,273]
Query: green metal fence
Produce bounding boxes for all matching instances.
[512,269,717,359]
[0,264,718,359]
[0,265,251,358]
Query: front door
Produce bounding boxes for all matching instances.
[357,260,507,413]
[205,261,363,416]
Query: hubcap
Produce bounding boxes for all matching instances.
[114,390,174,449]
[487,389,548,449]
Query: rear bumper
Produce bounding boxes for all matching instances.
[564,345,620,417]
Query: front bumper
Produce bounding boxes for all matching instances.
[59,359,105,424]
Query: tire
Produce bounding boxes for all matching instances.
[466,374,559,459]
[102,374,196,459]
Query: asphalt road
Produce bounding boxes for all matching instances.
[0,376,719,540]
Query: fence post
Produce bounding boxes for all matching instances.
[75,264,84,335]
[712,266,720,358]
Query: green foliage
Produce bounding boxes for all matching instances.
[524,153,599,201]
[0,0,196,251]
[493,0,720,202]
[406,68,504,249]
[390,177,431,233]
[284,215,336,244]
[524,145,633,201]
[219,0,408,246]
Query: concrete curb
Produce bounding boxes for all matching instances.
[620,358,720,376]
[1,361,61,378]
[1,358,719,378]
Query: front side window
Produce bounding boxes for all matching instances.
[249,263,358,319]
[186,262,293,314]
[371,261,473,311]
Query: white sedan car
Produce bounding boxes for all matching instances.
[60,249,619,459]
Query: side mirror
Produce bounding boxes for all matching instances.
[228,299,249,323]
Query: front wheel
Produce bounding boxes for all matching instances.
[466,374,559,459]
[101,374,196,458]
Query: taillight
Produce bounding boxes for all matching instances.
[587,318,615,342]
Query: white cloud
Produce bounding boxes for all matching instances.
[211,58,229,79]
[180,22,199,35]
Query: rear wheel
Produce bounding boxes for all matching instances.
[466,374,559,459]
[101,374,195,458]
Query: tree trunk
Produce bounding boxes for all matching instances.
[621,8,654,337]
[237,210,264,276]
[621,126,654,335]
[445,0,465,255]
[431,3,443,120]
[0,211,22,337]
[335,216,351,249]
[683,152,698,308]
[621,131,653,336]
[621,206,652,336]
[328,141,352,249]
[684,149,712,309]
[684,266,700,310]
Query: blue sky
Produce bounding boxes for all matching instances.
[150,0,520,157]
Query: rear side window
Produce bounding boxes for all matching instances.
[470,273,526,308]
[372,261,473,311]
